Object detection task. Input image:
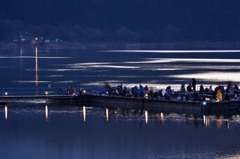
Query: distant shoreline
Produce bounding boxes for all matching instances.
[1,41,240,50]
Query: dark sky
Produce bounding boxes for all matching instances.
[1,0,240,42]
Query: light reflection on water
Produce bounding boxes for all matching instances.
[1,105,240,158]
[169,72,240,82]
[1,49,240,89]
[5,105,7,120]
[0,56,72,59]
[126,58,240,63]
[103,49,240,53]
[83,106,86,121]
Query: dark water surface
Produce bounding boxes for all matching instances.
[1,104,240,159]
[1,48,240,90]
[1,49,240,158]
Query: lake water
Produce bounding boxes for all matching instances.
[1,48,240,159]
[1,48,240,90]
[1,103,240,159]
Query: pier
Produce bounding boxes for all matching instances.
[48,94,240,115]
[1,87,240,115]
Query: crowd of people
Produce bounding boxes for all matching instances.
[94,79,240,102]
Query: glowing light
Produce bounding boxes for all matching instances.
[4,92,8,96]
[35,37,38,41]
[83,106,86,121]
[83,90,86,94]
[45,105,48,121]
[161,112,163,121]
[106,108,108,122]
[45,92,48,95]
[145,111,148,124]
[203,102,206,105]
[5,105,7,120]
[205,98,210,101]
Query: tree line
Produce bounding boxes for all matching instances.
[1,0,240,42]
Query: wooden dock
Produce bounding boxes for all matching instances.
[47,94,240,115]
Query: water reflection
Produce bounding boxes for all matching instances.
[145,111,148,124]
[45,105,48,121]
[20,48,22,80]
[104,49,240,53]
[2,105,240,158]
[106,108,108,122]
[5,105,7,120]
[203,115,205,125]
[83,106,86,121]
[169,72,240,82]
[126,58,240,64]
[4,49,240,89]
[217,117,223,129]
[35,47,38,87]
[67,62,139,69]
[0,56,72,59]
[161,112,164,122]
[3,105,240,130]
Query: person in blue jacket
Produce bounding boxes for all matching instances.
[100,87,106,95]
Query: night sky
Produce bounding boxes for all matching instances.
[1,0,240,42]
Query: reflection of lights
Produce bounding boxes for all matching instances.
[227,119,231,130]
[104,50,240,53]
[83,106,86,121]
[5,105,7,120]
[145,111,148,124]
[115,110,116,114]
[227,121,230,130]
[216,118,222,129]
[106,108,108,122]
[203,115,205,125]
[161,112,163,121]
[35,47,38,87]
[4,92,8,96]
[169,72,240,82]
[45,105,48,121]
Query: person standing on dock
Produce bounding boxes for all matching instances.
[180,82,185,92]
[139,85,144,98]
[192,78,196,92]
[71,87,76,96]
[100,87,106,95]
[144,85,149,92]
[216,90,222,102]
